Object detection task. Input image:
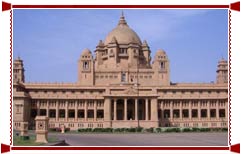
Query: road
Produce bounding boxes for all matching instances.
[49,132,228,146]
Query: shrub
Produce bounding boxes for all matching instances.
[129,128,136,132]
[136,127,143,132]
[113,128,121,133]
[104,128,113,132]
[155,127,162,133]
[182,128,191,132]
[200,128,210,132]
[191,127,200,132]
[145,127,154,133]
[221,128,228,131]
[164,127,181,133]
[77,128,93,133]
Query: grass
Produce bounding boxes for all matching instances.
[13,133,58,146]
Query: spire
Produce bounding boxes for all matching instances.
[118,11,128,26]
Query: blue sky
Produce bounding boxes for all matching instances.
[13,9,228,83]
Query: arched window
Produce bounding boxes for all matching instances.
[83,61,89,69]
[160,62,165,69]
[121,72,126,82]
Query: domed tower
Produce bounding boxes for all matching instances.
[152,49,170,85]
[78,49,94,85]
[94,12,151,70]
[216,58,228,84]
[13,57,25,83]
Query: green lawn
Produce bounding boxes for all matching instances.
[13,133,58,146]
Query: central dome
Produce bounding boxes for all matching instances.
[104,13,142,45]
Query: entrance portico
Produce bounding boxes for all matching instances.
[104,96,159,128]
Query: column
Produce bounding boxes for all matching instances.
[85,100,87,121]
[216,100,219,120]
[145,98,149,121]
[225,99,228,121]
[179,100,183,119]
[75,100,78,122]
[124,99,127,120]
[37,100,40,116]
[198,100,201,120]
[114,99,117,121]
[94,100,97,121]
[161,101,164,120]
[170,100,173,121]
[104,98,111,121]
[151,99,158,121]
[135,99,138,120]
[56,100,59,121]
[46,100,49,117]
[65,100,68,121]
[189,100,192,120]
[207,100,210,120]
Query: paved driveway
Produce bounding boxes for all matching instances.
[49,132,228,146]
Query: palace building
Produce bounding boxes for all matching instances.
[13,13,228,130]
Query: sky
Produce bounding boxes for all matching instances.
[13,9,228,83]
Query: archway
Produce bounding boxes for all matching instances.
[127,99,135,120]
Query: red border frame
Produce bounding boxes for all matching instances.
[1,1,240,153]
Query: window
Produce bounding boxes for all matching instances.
[59,109,65,118]
[164,110,170,118]
[16,105,21,113]
[49,110,56,118]
[210,109,216,118]
[173,109,180,118]
[160,62,165,69]
[40,109,46,116]
[219,109,225,117]
[68,110,75,118]
[30,109,37,118]
[87,110,94,118]
[182,109,189,118]
[97,110,104,118]
[120,48,127,54]
[78,110,85,118]
[83,61,89,69]
[192,109,198,118]
[121,72,126,82]
[201,109,207,118]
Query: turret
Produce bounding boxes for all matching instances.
[216,58,228,84]
[78,49,94,85]
[13,57,25,83]
[152,49,170,85]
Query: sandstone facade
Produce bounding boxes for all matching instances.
[13,13,228,130]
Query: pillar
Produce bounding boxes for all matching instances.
[207,100,210,119]
[75,100,78,122]
[145,98,148,120]
[56,100,59,121]
[65,101,68,121]
[180,100,183,119]
[37,100,40,116]
[161,101,164,120]
[189,100,192,120]
[46,100,49,117]
[94,100,97,121]
[198,100,201,120]
[124,99,127,120]
[104,98,111,121]
[114,99,117,121]
[216,100,219,119]
[85,100,87,121]
[151,99,158,121]
[135,99,138,120]
[170,100,173,121]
